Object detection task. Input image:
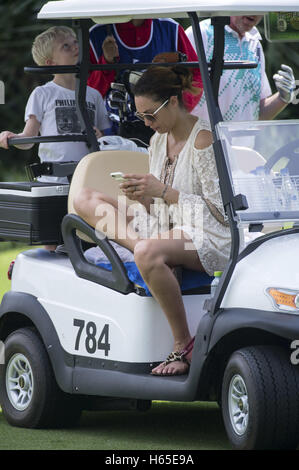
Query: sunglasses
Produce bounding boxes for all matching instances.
[135,99,169,123]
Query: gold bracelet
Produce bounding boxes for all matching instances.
[161,184,169,199]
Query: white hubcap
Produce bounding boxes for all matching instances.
[6,353,34,411]
[228,374,249,436]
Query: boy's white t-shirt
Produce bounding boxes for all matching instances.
[25,81,111,180]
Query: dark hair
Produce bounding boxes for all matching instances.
[133,65,200,106]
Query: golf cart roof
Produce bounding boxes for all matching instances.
[38,0,299,23]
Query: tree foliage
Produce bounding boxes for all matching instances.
[260,22,299,120]
[0,5,298,180]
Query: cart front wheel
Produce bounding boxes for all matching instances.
[6,352,34,412]
[0,327,82,428]
[221,345,299,450]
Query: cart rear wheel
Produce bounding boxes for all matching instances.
[0,327,82,428]
[221,345,299,450]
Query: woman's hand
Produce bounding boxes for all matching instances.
[120,173,165,200]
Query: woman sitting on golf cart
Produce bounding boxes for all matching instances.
[74,66,231,376]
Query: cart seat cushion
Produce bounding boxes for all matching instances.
[95,261,212,296]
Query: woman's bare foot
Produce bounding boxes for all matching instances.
[151,337,194,376]
[151,357,190,376]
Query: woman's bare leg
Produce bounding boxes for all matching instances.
[134,230,204,375]
[74,188,141,252]
[75,191,203,375]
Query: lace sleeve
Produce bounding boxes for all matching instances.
[178,187,204,209]
[193,143,225,215]
[177,142,227,226]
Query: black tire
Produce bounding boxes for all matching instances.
[221,345,299,450]
[0,327,82,428]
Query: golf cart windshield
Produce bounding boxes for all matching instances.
[217,121,299,225]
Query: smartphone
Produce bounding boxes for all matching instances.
[110,172,126,182]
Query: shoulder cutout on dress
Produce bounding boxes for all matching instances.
[194,129,213,150]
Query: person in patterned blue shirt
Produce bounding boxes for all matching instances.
[186,15,295,122]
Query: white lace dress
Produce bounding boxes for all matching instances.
[133,119,232,276]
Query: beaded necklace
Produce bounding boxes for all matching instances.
[160,155,178,186]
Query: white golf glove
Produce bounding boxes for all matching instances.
[97,135,148,154]
[273,64,295,104]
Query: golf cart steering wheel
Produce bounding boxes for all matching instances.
[264,138,299,174]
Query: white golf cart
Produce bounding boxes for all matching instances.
[1,0,299,451]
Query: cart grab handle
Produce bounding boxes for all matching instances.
[61,213,134,295]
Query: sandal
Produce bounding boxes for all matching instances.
[151,337,195,376]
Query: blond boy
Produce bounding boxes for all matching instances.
[0,26,111,182]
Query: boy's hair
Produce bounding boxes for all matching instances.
[32,26,76,66]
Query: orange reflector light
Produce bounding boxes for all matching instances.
[267,288,298,311]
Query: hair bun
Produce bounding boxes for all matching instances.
[171,65,193,91]
[133,65,200,107]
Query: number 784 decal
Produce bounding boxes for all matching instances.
[73,318,111,357]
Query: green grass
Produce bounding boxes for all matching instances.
[0,401,230,450]
[0,244,230,450]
